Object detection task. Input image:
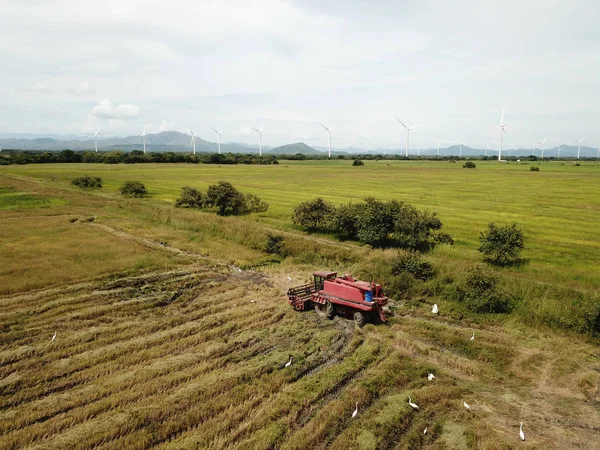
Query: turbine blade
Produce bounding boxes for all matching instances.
[321,124,330,132]
[543,136,547,144]
[189,127,194,135]
[259,124,264,132]
[500,104,505,124]
[580,136,586,143]
[330,125,335,132]
[95,128,100,137]
[396,117,408,129]
[409,124,420,130]
[209,127,218,134]
[219,129,227,135]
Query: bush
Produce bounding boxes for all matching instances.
[264,233,285,255]
[391,251,434,280]
[478,222,524,265]
[530,166,539,172]
[205,181,247,215]
[244,193,269,213]
[352,159,364,166]
[292,198,336,231]
[463,161,476,168]
[119,181,148,197]
[175,186,204,208]
[71,175,102,189]
[457,264,512,313]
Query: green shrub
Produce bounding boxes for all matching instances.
[391,251,434,280]
[71,175,102,189]
[292,197,335,231]
[463,161,476,168]
[352,159,364,166]
[205,181,246,215]
[175,186,204,208]
[244,193,269,213]
[457,264,512,313]
[478,222,524,265]
[119,180,148,197]
[264,233,285,255]
[529,166,539,172]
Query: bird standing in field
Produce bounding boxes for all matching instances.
[51,331,57,342]
[470,331,475,341]
[463,401,471,411]
[284,355,293,368]
[351,402,358,418]
[408,397,419,410]
[287,274,292,281]
[432,303,438,314]
[424,427,428,435]
[428,373,436,381]
[519,422,525,441]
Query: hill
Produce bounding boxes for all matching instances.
[270,142,321,155]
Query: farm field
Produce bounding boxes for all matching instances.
[1,161,599,449]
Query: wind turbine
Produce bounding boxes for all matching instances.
[459,143,463,157]
[188,128,197,154]
[251,124,264,156]
[142,126,146,154]
[557,144,562,158]
[94,128,99,152]
[485,144,491,157]
[437,142,441,156]
[539,137,547,158]
[396,118,419,157]
[574,136,586,159]
[321,124,335,158]
[210,127,227,154]
[498,105,506,161]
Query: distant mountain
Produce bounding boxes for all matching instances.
[269,142,321,155]
[0,131,265,154]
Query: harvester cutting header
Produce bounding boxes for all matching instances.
[287,271,388,327]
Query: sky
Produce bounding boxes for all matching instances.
[1,0,599,151]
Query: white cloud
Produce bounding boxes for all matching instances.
[159,120,175,132]
[91,100,139,119]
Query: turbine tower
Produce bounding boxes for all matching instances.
[574,136,586,159]
[210,127,227,154]
[498,105,506,161]
[142,126,146,154]
[94,128,100,153]
[396,117,419,157]
[459,143,463,157]
[539,137,547,159]
[557,144,562,158]
[321,124,335,158]
[252,124,264,156]
[437,142,441,156]
[188,128,197,154]
[485,144,491,157]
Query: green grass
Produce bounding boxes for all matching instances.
[3,160,599,292]
[0,186,65,210]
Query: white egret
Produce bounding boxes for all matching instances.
[428,373,436,381]
[424,427,428,435]
[519,422,525,441]
[51,331,57,342]
[284,355,293,368]
[250,300,256,303]
[351,402,358,418]
[287,274,292,281]
[408,397,419,410]
[464,401,471,411]
[470,331,475,341]
[432,304,438,314]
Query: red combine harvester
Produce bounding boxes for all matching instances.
[287,271,389,327]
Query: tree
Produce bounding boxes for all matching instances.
[352,159,364,166]
[71,175,102,189]
[119,181,148,197]
[205,181,247,215]
[478,222,524,265]
[244,193,269,213]
[292,197,335,231]
[457,264,512,313]
[175,186,204,208]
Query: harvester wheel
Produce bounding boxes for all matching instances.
[325,301,335,320]
[354,311,367,328]
[314,302,326,317]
